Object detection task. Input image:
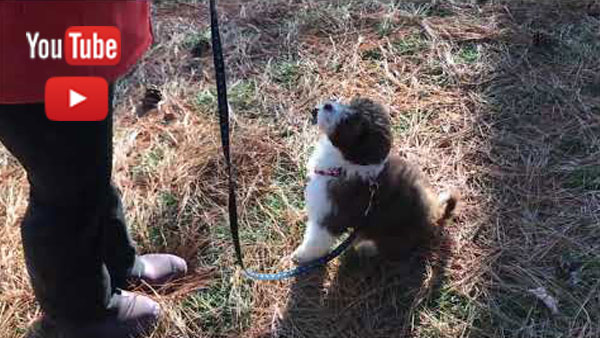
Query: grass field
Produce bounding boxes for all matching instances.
[1,0,600,337]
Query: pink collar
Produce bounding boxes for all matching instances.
[314,167,343,177]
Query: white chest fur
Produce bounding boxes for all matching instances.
[306,136,386,195]
[305,136,387,221]
[304,136,342,223]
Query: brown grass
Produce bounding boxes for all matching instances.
[2,0,600,337]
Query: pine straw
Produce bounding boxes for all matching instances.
[2,0,600,337]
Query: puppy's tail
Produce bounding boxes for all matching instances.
[437,190,459,225]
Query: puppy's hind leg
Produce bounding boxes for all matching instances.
[353,238,379,258]
[292,220,335,264]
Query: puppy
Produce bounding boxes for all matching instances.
[292,98,457,263]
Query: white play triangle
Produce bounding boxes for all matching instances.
[69,89,87,108]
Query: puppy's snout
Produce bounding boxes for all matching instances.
[323,103,333,112]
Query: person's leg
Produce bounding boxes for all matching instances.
[105,179,188,289]
[0,101,114,323]
[104,184,137,290]
[98,90,186,289]
[104,176,188,290]
[0,91,158,337]
[0,89,186,335]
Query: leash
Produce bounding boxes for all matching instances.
[209,0,366,280]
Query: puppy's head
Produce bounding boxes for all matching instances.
[315,97,392,165]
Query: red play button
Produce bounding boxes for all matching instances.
[45,77,108,121]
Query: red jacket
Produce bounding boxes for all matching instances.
[0,0,153,104]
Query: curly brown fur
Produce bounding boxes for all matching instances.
[325,156,457,259]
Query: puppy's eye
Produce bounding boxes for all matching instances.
[323,103,333,112]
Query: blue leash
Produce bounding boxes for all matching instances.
[243,231,359,281]
[209,0,359,281]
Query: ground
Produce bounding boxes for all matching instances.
[1,0,600,337]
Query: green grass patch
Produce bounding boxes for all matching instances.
[229,80,257,110]
[423,59,452,86]
[393,108,437,135]
[183,29,211,50]
[159,190,178,209]
[395,2,434,18]
[376,17,395,38]
[195,88,217,109]
[418,283,487,337]
[554,20,600,63]
[271,61,301,86]
[145,147,165,169]
[149,225,167,248]
[430,286,475,321]
[392,113,412,135]
[129,147,165,180]
[580,257,600,283]
[457,44,480,64]
[557,137,590,156]
[182,277,253,336]
[296,2,353,35]
[362,48,383,61]
[426,4,454,17]
[241,188,302,243]
[242,192,289,244]
[329,60,343,73]
[558,251,600,288]
[196,81,257,115]
[565,166,600,190]
[263,193,286,218]
[392,34,428,55]
[235,159,305,251]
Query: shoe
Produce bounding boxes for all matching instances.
[130,254,188,285]
[45,290,160,338]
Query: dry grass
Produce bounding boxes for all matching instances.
[2,0,600,337]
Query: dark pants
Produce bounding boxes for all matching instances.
[0,88,137,324]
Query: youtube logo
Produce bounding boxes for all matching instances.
[45,77,108,121]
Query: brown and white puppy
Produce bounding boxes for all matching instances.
[292,98,457,263]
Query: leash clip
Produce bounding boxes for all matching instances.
[364,180,379,216]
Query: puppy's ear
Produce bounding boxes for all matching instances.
[353,126,391,165]
[330,114,365,153]
[332,100,392,165]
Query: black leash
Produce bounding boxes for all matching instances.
[209,0,362,280]
[209,0,244,271]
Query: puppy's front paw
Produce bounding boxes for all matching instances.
[292,245,327,265]
[291,246,312,264]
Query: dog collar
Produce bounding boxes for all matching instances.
[314,167,343,177]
